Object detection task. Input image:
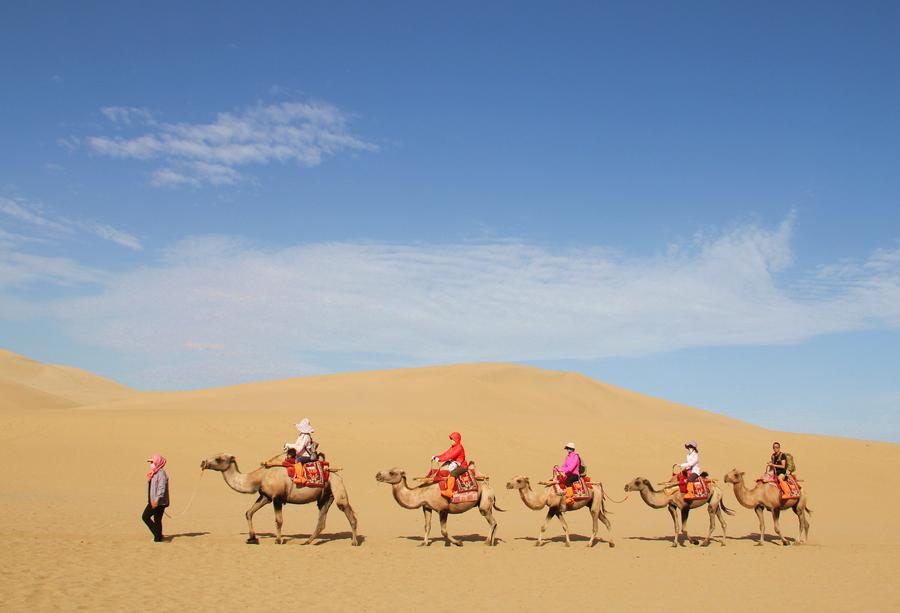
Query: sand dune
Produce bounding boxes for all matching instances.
[1,349,898,612]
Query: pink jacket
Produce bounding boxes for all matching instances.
[558,451,581,476]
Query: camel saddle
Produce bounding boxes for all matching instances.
[430,466,480,504]
[292,460,330,488]
[552,475,593,502]
[676,473,711,501]
[757,473,801,499]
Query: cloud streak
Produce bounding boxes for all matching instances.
[85,101,377,187]
[0,195,142,251]
[28,217,899,387]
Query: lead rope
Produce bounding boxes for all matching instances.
[164,470,204,519]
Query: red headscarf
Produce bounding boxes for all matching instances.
[147,453,167,480]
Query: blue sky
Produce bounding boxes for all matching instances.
[2,2,899,441]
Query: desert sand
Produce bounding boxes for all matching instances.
[1,348,898,612]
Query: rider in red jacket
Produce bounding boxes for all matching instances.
[432,432,467,498]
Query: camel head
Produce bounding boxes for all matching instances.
[723,469,744,484]
[375,468,405,485]
[506,475,530,490]
[200,453,236,472]
[624,477,651,492]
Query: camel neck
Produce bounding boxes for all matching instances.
[518,484,548,510]
[391,477,426,510]
[221,462,263,494]
[639,484,671,509]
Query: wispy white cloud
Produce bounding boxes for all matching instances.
[84,101,377,187]
[33,217,900,389]
[0,195,142,251]
[100,106,155,126]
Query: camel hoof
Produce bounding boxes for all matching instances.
[246,538,259,545]
[302,539,313,546]
[351,540,360,547]
[754,542,763,547]
[608,542,615,548]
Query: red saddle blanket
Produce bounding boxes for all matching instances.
[758,474,801,498]
[430,467,480,503]
[676,473,710,500]
[552,476,593,502]
[292,460,330,488]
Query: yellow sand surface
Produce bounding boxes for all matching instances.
[1,351,898,612]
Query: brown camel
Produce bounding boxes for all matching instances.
[723,469,811,546]
[375,467,503,546]
[200,453,359,546]
[505,475,615,548]
[624,476,734,547]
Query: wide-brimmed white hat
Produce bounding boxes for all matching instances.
[563,442,576,450]
[296,418,315,434]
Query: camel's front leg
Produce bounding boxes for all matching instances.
[422,508,433,546]
[303,492,334,545]
[538,508,555,547]
[754,505,766,546]
[557,510,571,547]
[772,508,789,546]
[680,506,694,546]
[273,499,285,544]
[245,494,270,544]
[668,505,680,547]
[439,510,462,547]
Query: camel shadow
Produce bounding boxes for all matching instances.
[163,532,210,542]
[399,534,502,546]
[515,534,608,547]
[734,532,796,545]
[625,535,722,547]
[247,531,366,545]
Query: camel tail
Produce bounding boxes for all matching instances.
[720,498,736,516]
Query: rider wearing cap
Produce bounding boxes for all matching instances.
[432,432,467,498]
[555,442,581,505]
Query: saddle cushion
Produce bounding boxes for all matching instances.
[552,476,593,501]
[292,460,330,488]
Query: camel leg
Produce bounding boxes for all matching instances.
[772,508,789,546]
[273,499,285,544]
[538,508,555,547]
[422,508,433,546]
[668,505,680,547]
[754,505,766,546]
[338,499,359,546]
[557,510,571,547]
[716,505,728,546]
[681,507,694,546]
[588,506,599,548]
[480,504,498,546]
[245,494,270,544]
[439,510,462,547]
[702,504,715,546]
[597,510,615,548]
[303,492,334,545]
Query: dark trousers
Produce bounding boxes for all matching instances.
[563,473,580,485]
[142,503,165,541]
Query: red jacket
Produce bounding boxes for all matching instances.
[435,432,467,467]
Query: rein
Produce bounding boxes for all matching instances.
[164,469,204,519]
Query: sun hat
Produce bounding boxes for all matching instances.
[684,440,698,449]
[296,418,315,434]
[563,442,576,450]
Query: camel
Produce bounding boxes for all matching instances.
[723,469,811,546]
[200,453,359,546]
[505,475,615,548]
[624,476,734,547]
[375,467,503,546]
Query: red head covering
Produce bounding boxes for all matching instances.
[147,453,167,480]
[449,432,461,443]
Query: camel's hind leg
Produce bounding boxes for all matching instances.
[303,491,334,545]
[245,494,270,544]
[557,510,571,547]
[681,506,695,546]
[439,510,462,547]
[702,503,716,546]
[715,505,728,546]
[273,498,286,544]
[479,497,498,546]
[422,508,433,546]
[591,490,615,548]
[795,495,811,544]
